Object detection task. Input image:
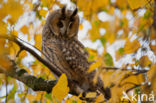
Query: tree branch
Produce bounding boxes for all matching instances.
[0,60,57,93]
[126,84,141,93]
[101,66,148,73]
[0,35,83,96]
[14,38,62,77]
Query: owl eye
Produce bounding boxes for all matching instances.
[57,21,63,28]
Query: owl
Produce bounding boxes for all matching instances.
[42,6,110,100]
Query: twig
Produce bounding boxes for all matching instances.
[16,47,24,57]
[101,66,148,73]
[119,71,147,83]
[126,84,141,93]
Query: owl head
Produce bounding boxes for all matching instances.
[46,6,79,38]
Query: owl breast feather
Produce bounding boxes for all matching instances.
[60,40,90,74]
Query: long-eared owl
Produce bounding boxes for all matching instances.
[42,6,110,99]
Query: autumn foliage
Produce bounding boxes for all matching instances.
[0,0,156,103]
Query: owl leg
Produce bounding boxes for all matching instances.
[96,76,111,100]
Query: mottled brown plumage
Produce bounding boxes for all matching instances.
[42,6,110,100]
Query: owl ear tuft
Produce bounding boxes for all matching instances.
[61,6,66,17]
[71,8,78,18]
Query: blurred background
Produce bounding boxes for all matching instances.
[0,0,156,102]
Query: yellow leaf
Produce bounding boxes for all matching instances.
[124,40,140,54]
[19,51,27,58]
[34,34,42,50]
[36,92,44,101]
[152,76,156,96]
[0,39,12,71]
[27,94,35,102]
[12,30,18,37]
[25,68,31,74]
[147,64,156,82]
[31,63,42,76]
[20,25,28,34]
[101,70,114,87]
[40,66,56,80]
[77,0,108,17]
[88,48,98,61]
[88,60,101,72]
[41,0,54,8]
[86,92,96,98]
[96,94,104,102]
[9,47,16,59]
[65,96,83,103]
[110,86,123,103]
[147,65,156,95]
[52,74,69,102]
[108,33,115,44]
[128,0,147,10]
[39,9,47,18]
[139,56,152,67]
[150,43,156,55]
[121,73,144,85]
[0,0,24,24]
[0,22,8,35]
[9,42,20,59]
[0,39,9,55]
[79,24,83,30]
[150,28,156,40]
[0,56,12,71]
[116,0,128,8]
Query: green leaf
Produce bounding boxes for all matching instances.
[45,93,52,100]
[94,21,100,26]
[118,48,124,55]
[7,85,17,100]
[120,21,124,27]
[144,10,152,19]
[72,100,78,103]
[104,53,113,66]
[0,96,6,99]
[100,37,107,46]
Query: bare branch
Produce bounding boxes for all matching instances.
[101,66,148,73]
[16,47,24,57]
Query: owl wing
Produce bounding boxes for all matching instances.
[61,40,90,75]
[42,39,77,79]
